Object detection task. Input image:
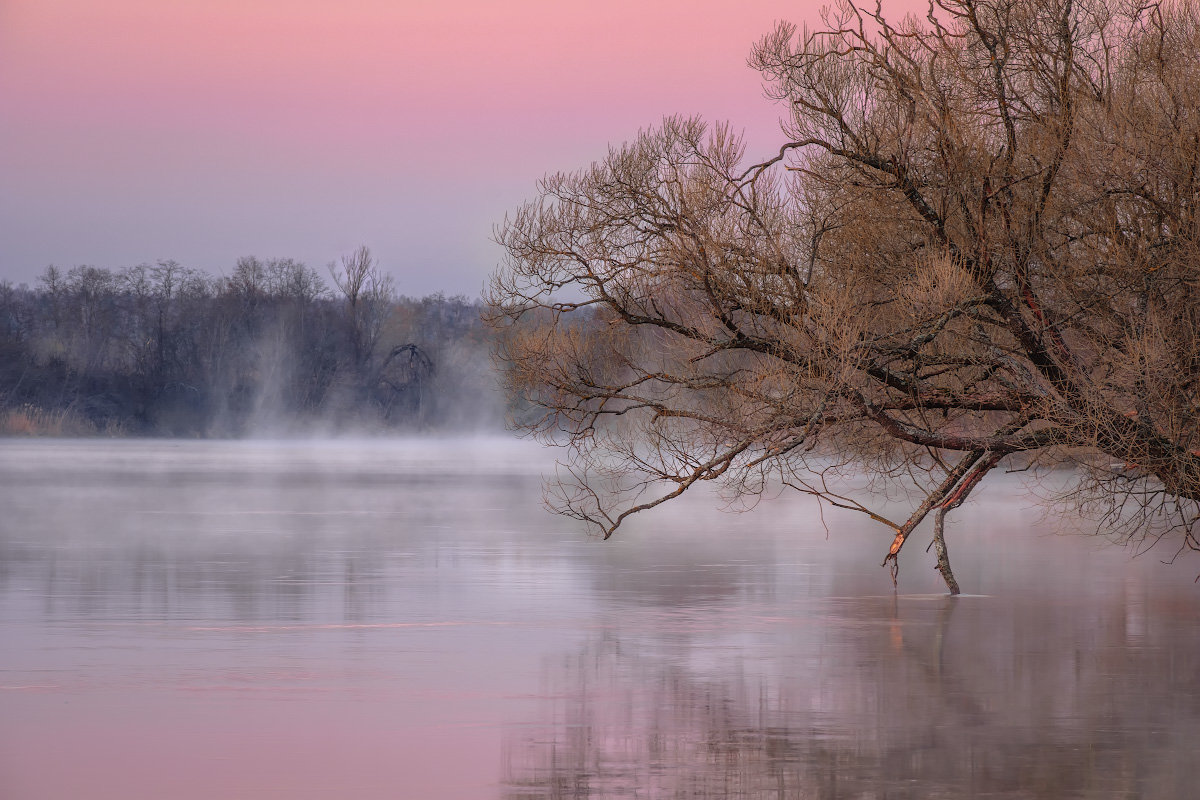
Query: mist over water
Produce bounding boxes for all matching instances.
[1,439,1198,798]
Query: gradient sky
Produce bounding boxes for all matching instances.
[2,1,863,296]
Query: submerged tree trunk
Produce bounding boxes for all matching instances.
[926,453,1000,594]
[883,450,1001,594]
[931,506,961,596]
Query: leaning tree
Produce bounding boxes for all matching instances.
[487,0,1200,593]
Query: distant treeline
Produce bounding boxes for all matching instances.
[0,249,506,436]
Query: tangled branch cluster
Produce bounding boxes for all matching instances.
[488,0,1200,591]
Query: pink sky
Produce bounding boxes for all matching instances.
[0,0,912,295]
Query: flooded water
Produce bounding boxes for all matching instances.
[1,439,1198,799]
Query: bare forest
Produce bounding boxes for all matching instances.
[0,248,504,437]
[488,0,1200,591]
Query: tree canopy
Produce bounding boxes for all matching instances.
[0,253,498,436]
[488,0,1200,592]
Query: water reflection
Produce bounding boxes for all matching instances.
[1,440,1198,799]
[504,585,1200,799]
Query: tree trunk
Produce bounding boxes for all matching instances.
[931,506,961,595]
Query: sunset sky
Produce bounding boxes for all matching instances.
[1,1,870,296]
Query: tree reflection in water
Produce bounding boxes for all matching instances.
[503,591,1200,799]
[3,440,1199,798]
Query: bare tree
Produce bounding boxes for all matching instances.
[488,0,1200,593]
[329,245,395,369]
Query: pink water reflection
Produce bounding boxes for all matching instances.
[1,440,1199,798]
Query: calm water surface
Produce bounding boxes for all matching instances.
[1,439,1198,799]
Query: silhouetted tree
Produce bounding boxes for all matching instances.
[328,245,394,369]
[0,255,503,435]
